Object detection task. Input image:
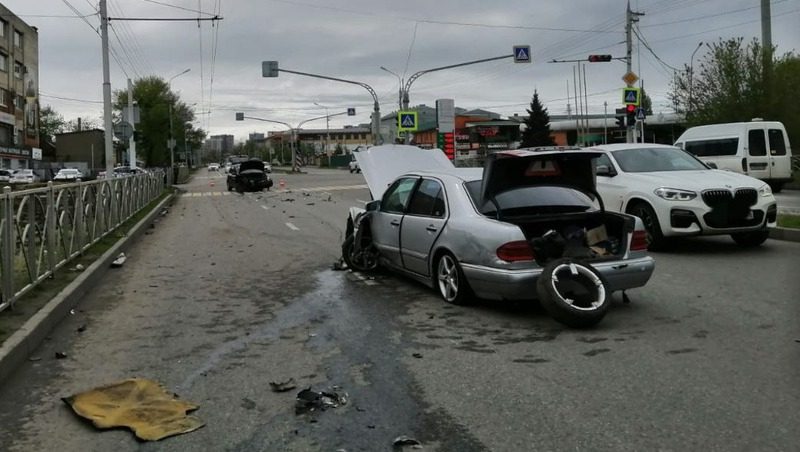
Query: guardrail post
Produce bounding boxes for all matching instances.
[26,192,35,280]
[76,182,85,252]
[2,186,15,307]
[46,182,56,274]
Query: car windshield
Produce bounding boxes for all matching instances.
[465,180,593,215]
[611,147,707,172]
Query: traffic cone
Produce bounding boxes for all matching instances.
[279,178,286,189]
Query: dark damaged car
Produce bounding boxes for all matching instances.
[227,159,273,193]
[342,145,656,328]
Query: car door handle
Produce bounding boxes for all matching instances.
[390,220,401,226]
[426,225,438,232]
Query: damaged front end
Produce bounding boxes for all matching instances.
[341,203,380,272]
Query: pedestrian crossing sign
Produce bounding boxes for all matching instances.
[622,87,640,106]
[513,45,531,63]
[398,111,418,131]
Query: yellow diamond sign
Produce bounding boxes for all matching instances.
[622,71,639,87]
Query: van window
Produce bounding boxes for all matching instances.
[768,129,787,155]
[684,138,738,156]
[748,130,766,156]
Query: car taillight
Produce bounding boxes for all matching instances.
[496,241,534,262]
[630,230,648,251]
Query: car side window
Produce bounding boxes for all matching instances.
[594,154,614,172]
[381,178,418,214]
[748,129,766,156]
[407,179,446,218]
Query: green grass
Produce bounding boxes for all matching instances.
[0,190,172,346]
[777,214,800,229]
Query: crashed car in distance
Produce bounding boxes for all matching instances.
[227,158,273,192]
[342,145,656,328]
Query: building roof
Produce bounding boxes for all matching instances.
[464,120,519,127]
[55,129,104,137]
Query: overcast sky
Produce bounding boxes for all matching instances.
[5,0,799,141]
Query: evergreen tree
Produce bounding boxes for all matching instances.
[521,90,555,147]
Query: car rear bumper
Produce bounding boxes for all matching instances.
[461,256,655,301]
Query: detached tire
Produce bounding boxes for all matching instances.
[731,229,769,247]
[536,258,610,328]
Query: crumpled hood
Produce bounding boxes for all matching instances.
[354,145,456,200]
[238,160,265,172]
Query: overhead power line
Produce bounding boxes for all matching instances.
[139,0,217,16]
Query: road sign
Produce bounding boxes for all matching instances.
[262,61,279,77]
[235,112,244,121]
[513,45,531,63]
[622,87,641,106]
[347,107,356,116]
[436,98,455,133]
[113,121,133,141]
[636,107,646,121]
[622,71,639,86]
[398,111,418,131]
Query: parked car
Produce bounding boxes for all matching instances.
[349,157,360,173]
[208,163,220,172]
[0,169,13,184]
[226,159,273,192]
[53,169,84,181]
[342,145,655,328]
[587,143,778,249]
[11,169,40,184]
[674,120,793,192]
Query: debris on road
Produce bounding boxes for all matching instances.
[269,378,297,393]
[393,435,422,449]
[110,253,127,268]
[77,325,87,333]
[283,198,295,203]
[62,378,204,441]
[28,356,42,362]
[294,387,348,415]
[306,203,315,206]
[55,352,68,359]
[73,264,85,272]
[69,309,75,315]
[331,258,347,271]
[412,353,423,359]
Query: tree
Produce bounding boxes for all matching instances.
[520,90,555,147]
[113,76,206,167]
[39,105,66,143]
[641,88,653,115]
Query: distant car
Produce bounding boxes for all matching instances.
[208,163,220,172]
[587,143,778,249]
[342,145,655,328]
[264,162,272,173]
[0,169,13,184]
[226,159,273,192]
[11,169,40,184]
[53,169,84,181]
[349,158,360,173]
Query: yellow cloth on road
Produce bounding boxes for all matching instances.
[62,378,204,441]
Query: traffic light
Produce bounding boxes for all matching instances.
[626,104,636,126]
[437,132,455,160]
[588,54,613,63]
[615,108,626,129]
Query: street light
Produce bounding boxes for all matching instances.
[689,42,703,116]
[167,68,191,170]
[379,66,403,110]
[313,102,331,157]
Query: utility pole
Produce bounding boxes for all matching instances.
[127,78,137,169]
[626,1,644,143]
[99,0,114,177]
[603,101,608,144]
[761,0,772,101]
[572,66,580,144]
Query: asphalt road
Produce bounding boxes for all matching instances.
[0,169,797,452]
[775,188,800,214]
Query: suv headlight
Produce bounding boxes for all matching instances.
[758,184,772,197]
[654,187,697,201]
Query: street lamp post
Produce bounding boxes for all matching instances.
[167,68,191,172]
[689,42,703,117]
[313,102,331,157]
[379,66,403,110]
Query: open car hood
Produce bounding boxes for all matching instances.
[238,160,265,172]
[480,150,602,209]
[354,145,457,200]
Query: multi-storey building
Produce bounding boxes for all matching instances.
[0,3,39,169]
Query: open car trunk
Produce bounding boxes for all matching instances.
[506,211,634,265]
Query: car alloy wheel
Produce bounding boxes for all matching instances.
[436,253,471,305]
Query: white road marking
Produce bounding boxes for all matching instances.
[261,205,269,211]
[285,222,300,231]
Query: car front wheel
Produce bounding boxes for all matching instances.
[435,252,472,305]
[342,234,379,272]
[731,229,769,247]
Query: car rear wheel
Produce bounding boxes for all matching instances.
[627,202,665,250]
[536,258,610,328]
[435,252,472,305]
[731,229,769,247]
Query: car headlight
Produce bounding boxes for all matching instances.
[758,184,772,197]
[654,187,697,201]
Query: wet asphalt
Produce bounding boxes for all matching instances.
[0,169,797,451]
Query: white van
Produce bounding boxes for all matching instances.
[675,120,793,192]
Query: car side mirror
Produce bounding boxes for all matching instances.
[596,164,616,177]
[366,200,380,211]
[706,162,718,169]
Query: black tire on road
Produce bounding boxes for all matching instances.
[731,229,769,247]
[536,258,611,328]
[434,252,473,305]
[628,202,666,251]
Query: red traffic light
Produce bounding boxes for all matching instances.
[626,104,636,113]
[588,54,612,63]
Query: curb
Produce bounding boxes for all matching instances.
[769,226,800,243]
[0,193,175,385]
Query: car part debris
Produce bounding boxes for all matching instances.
[55,352,68,359]
[536,258,610,328]
[62,378,204,441]
[111,253,127,268]
[412,353,423,359]
[77,325,87,333]
[29,356,42,362]
[393,435,422,448]
[269,378,297,392]
[331,258,348,271]
[294,387,348,415]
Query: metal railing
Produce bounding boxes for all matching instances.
[0,170,166,313]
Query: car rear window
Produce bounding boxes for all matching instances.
[768,129,787,155]
[684,138,739,156]
[464,180,593,215]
